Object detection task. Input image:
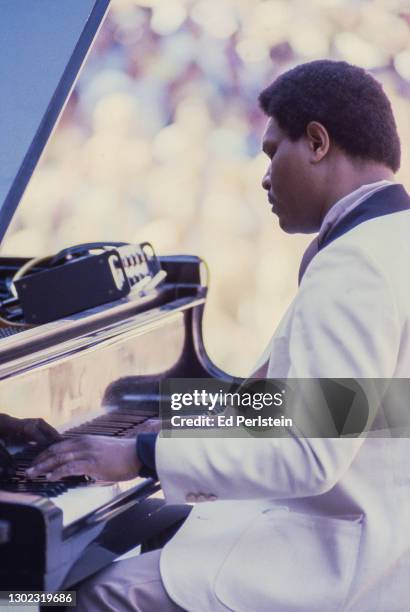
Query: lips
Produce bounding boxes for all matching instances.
[268,194,278,212]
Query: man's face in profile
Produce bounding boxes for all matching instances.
[261,117,322,234]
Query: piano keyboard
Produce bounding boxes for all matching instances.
[67,410,151,438]
[0,325,26,338]
[0,445,91,496]
[0,408,156,498]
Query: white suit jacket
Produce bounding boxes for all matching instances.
[156,189,410,611]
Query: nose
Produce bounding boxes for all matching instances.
[262,166,271,192]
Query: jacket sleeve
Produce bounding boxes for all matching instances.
[136,432,158,479]
[156,241,401,503]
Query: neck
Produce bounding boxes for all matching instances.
[320,160,394,221]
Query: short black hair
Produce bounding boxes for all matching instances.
[259,60,401,172]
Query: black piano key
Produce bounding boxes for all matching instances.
[97,414,147,423]
[66,430,114,437]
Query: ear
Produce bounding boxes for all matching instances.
[305,121,330,163]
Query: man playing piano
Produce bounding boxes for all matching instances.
[27,60,410,611]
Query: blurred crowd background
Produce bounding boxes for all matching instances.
[2,0,409,375]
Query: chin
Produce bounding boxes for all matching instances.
[278,216,297,234]
[278,215,317,235]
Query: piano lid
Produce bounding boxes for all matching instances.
[0,0,111,245]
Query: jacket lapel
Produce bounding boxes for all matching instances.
[299,184,410,284]
[319,183,410,250]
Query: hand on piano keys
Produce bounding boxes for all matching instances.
[0,413,62,444]
[26,435,142,482]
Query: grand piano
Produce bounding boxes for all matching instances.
[0,0,231,594]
